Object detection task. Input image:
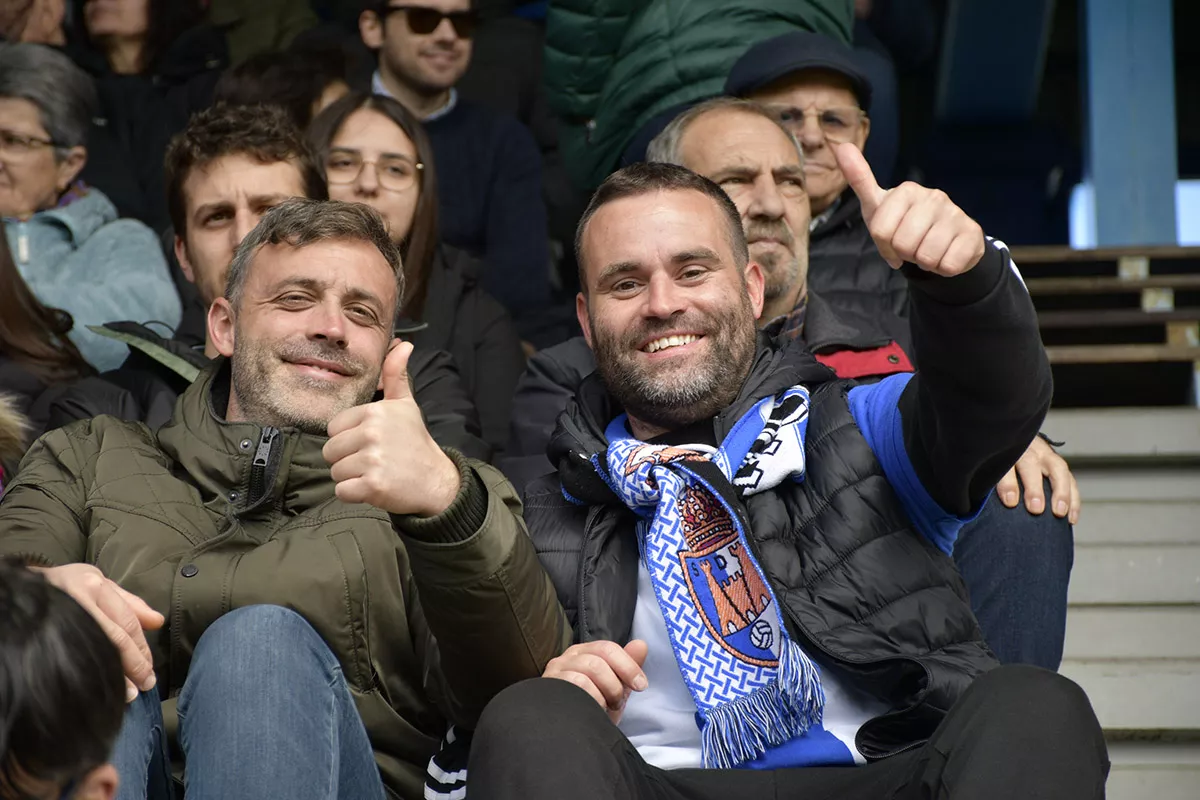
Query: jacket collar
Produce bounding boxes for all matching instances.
[549,334,835,504]
[811,187,861,241]
[156,359,339,514]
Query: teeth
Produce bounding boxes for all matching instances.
[644,334,699,353]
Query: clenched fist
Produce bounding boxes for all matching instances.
[323,341,461,517]
[543,640,650,725]
[835,142,986,277]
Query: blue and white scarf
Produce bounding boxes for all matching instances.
[591,387,824,769]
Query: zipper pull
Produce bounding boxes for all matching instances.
[252,427,278,469]
[246,426,280,507]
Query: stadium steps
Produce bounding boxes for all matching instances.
[1046,407,1200,797]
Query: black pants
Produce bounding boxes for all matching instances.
[468,665,1109,800]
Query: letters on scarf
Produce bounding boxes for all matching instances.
[588,387,824,769]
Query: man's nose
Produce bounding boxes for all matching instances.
[431,17,458,44]
[747,177,786,220]
[232,210,258,250]
[309,302,348,347]
[644,273,687,319]
[795,116,826,150]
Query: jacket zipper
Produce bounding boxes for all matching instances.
[247,427,279,507]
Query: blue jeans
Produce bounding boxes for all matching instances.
[110,605,385,800]
[954,479,1075,670]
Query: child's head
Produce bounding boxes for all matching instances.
[0,561,125,800]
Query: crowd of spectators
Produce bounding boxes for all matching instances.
[0,3,1100,800]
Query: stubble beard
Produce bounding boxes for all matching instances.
[590,296,759,433]
[229,333,380,436]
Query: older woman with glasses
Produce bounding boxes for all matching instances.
[309,92,524,455]
[0,43,180,372]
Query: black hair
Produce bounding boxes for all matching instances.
[0,560,125,795]
[212,44,348,131]
[575,162,750,294]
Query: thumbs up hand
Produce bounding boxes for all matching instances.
[834,142,985,277]
[323,340,461,516]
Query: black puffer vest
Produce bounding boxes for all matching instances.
[523,339,998,759]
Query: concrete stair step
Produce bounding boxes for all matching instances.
[1069,543,1200,604]
[1059,660,1200,730]
[1106,743,1200,800]
[1045,407,1200,462]
[1065,607,1200,660]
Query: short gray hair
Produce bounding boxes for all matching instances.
[646,97,805,170]
[226,199,405,324]
[0,43,97,156]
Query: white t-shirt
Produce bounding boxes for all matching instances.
[618,557,890,770]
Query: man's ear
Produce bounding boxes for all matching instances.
[74,763,118,800]
[359,9,384,49]
[575,292,593,349]
[55,146,87,191]
[208,297,237,358]
[174,234,195,283]
[745,261,766,320]
[856,115,871,150]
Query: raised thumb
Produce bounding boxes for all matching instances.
[834,142,886,221]
[381,340,414,400]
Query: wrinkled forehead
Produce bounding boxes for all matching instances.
[749,69,861,109]
[680,109,804,172]
[184,155,307,213]
[243,240,398,306]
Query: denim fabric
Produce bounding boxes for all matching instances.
[110,605,384,800]
[954,478,1075,670]
[110,690,174,800]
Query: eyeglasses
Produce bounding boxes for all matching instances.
[772,105,866,143]
[0,127,57,158]
[380,5,478,38]
[325,150,423,192]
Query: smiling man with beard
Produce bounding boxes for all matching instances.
[468,160,1107,800]
[0,198,569,800]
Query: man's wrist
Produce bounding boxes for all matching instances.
[392,449,489,543]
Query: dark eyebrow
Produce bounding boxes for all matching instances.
[670,247,722,266]
[194,194,291,219]
[268,277,387,314]
[773,165,806,182]
[712,166,758,181]
[329,145,416,163]
[596,260,641,285]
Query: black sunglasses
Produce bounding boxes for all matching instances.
[380,5,478,38]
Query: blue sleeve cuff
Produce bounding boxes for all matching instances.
[847,375,983,554]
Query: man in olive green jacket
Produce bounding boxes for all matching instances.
[0,198,570,800]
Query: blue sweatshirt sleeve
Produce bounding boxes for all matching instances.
[848,374,984,555]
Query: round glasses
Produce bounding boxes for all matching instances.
[325,151,423,192]
[772,105,866,143]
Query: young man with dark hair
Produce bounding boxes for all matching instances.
[0,198,568,800]
[358,0,552,330]
[35,102,490,460]
[0,559,124,800]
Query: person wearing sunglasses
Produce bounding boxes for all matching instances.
[358,1,552,342]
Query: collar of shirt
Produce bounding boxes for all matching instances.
[766,295,809,341]
[810,194,842,232]
[371,70,458,121]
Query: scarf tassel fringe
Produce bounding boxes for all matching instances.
[700,640,826,769]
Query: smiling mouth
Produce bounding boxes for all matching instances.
[642,334,701,354]
[288,359,353,377]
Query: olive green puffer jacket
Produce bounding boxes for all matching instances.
[0,360,570,798]
[545,0,854,190]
